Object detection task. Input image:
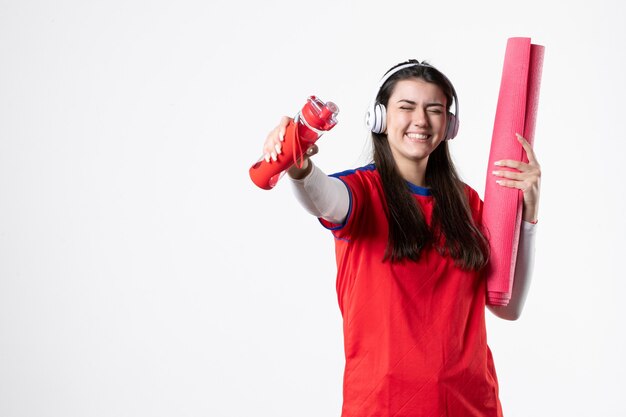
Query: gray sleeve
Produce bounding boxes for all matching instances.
[487,221,537,320]
[288,162,350,224]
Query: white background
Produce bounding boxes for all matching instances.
[1,0,625,416]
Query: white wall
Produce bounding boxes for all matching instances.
[1,0,624,416]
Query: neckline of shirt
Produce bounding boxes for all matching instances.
[406,181,432,196]
[335,164,433,196]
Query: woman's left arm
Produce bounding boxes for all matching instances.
[487,133,541,320]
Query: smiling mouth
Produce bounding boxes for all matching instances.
[405,133,431,141]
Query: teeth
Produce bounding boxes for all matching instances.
[406,133,428,139]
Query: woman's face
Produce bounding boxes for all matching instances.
[385,78,448,169]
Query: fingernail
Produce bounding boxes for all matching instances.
[494,161,503,166]
[496,180,504,185]
[275,143,281,154]
[271,152,277,161]
[279,132,285,142]
[516,133,523,140]
[264,154,270,163]
[492,170,499,175]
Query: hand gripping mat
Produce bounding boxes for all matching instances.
[483,37,544,306]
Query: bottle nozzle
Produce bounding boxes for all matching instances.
[319,102,337,121]
[302,96,339,131]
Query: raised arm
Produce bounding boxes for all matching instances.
[488,133,541,320]
[262,117,349,224]
[289,162,349,224]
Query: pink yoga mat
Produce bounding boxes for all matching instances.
[483,37,544,306]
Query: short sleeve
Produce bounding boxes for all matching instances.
[318,166,375,241]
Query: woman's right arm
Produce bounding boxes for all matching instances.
[263,117,350,224]
[289,162,349,224]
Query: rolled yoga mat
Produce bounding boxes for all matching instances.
[483,37,544,306]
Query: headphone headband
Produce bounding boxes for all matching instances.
[365,61,460,140]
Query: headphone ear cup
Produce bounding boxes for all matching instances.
[445,111,459,140]
[366,102,385,133]
[369,103,386,134]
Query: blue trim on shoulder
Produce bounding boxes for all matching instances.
[329,164,376,179]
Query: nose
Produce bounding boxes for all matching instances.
[412,107,429,127]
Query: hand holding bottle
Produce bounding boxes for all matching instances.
[262,116,320,180]
[250,96,338,190]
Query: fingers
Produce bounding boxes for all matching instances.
[263,116,292,162]
[515,133,539,166]
[494,133,540,171]
[494,159,525,170]
[263,141,280,163]
[492,169,523,181]
[494,178,530,191]
[492,163,540,187]
[492,133,541,219]
[492,134,541,198]
[261,117,319,165]
[268,143,282,162]
[278,115,290,143]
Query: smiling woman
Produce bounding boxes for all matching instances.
[384,79,448,184]
[260,59,541,417]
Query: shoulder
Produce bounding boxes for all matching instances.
[320,165,381,234]
[462,183,482,202]
[329,164,381,193]
[461,183,484,219]
[330,164,377,180]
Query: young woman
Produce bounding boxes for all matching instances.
[262,60,540,417]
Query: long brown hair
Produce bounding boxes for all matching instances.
[372,60,489,270]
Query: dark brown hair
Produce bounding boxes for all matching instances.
[373,60,489,270]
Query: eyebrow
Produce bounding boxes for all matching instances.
[396,99,445,107]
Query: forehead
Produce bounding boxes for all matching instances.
[389,78,447,104]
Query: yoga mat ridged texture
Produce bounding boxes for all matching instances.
[483,37,544,306]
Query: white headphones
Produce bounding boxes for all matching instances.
[365,61,460,140]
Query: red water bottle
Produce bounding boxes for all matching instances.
[249,96,339,190]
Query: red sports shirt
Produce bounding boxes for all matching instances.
[320,165,503,417]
